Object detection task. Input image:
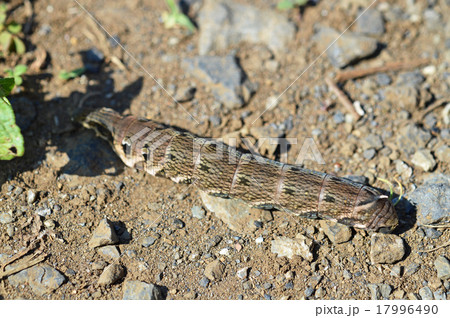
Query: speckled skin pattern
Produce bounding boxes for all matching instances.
[83,108,398,232]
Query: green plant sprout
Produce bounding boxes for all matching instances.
[378,177,404,207]
[5,64,27,86]
[0,3,26,55]
[277,0,309,10]
[0,77,24,160]
[59,67,86,80]
[162,0,195,33]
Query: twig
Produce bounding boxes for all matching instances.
[23,0,34,34]
[417,240,450,253]
[325,77,361,120]
[0,254,46,280]
[418,98,450,119]
[335,59,430,82]
[420,224,450,228]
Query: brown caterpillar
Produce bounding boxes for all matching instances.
[82,108,398,232]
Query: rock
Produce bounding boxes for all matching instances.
[319,220,352,244]
[122,280,165,300]
[379,284,392,299]
[367,284,381,300]
[370,233,405,264]
[363,148,376,159]
[355,9,385,35]
[204,259,226,281]
[236,267,249,280]
[98,264,125,286]
[375,73,392,86]
[192,206,206,219]
[384,84,419,112]
[141,236,157,247]
[410,175,449,226]
[313,26,378,68]
[197,0,295,55]
[97,245,121,260]
[404,263,420,277]
[423,227,442,239]
[435,145,450,163]
[174,86,196,103]
[35,207,51,217]
[433,290,447,300]
[8,264,66,296]
[418,286,433,300]
[0,212,14,224]
[270,235,313,261]
[396,124,432,156]
[361,133,383,150]
[305,287,315,297]
[27,190,37,204]
[182,55,255,109]
[199,190,268,233]
[88,218,119,249]
[411,149,436,172]
[199,277,210,287]
[396,72,425,87]
[434,256,450,280]
[249,125,285,157]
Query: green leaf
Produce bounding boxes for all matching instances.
[294,0,309,6]
[166,0,179,13]
[7,22,21,34]
[0,96,24,160]
[174,14,195,32]
[13,64,27,76]
[0,77,15,98]
[14,75,22,86]
[0,30,12,46]
[13,37,25,54]
[0,12,6,25]
[58,67,86,80]
[277,0,295,10]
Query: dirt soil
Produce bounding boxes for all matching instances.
[0,0,449,300]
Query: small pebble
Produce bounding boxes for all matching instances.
[192,206,206,219]
[141,236,157,247]
[27,190,37,204]
[263,282,272,290]
[305,287,315,297]
[0,212,14,224]
[199,277,210,287]
[363,148,376,160]
[255,236,264,244]
[419,286,434,300]
[173,218,185,229]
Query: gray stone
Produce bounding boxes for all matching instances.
[423,228,442,239]
[424,9,441,30]
[204,259,226,281]
[98,264,125,286]
[433,289,447,300]
[370,233,405,264]
[362,134,383,150]
[97,245,121,260]
[0,212,14,224]
[343,269,352,279]
[384,85,420,112]
[192,206,206,219]
[319,220,352,244]
[435,145,450,163]
[368,284,381,300]
[419,286,434,300]
[27,190,37,204]
[197,0,296,55]
[88,218,119,249]
[396,72,425,87]
[404,263,420,277]
[434,256,450,280]
[305,287,315,297]
[141,236,157,247]
[236,267,249,280]
[396,124,432,156]
[412,149,436,172]
[199,190,269,233]
[8,264,66,296]
[355,9,385,35]
[390,265,402,277]
[122,280,165,300]
[182,55,255,109]
[35,207,51,217]
[270,235,313,261]
[375,73,391,86]
[410,175,449,226]
[199,277,210,287]
[363,148,376,160]
[313,26,378,68]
